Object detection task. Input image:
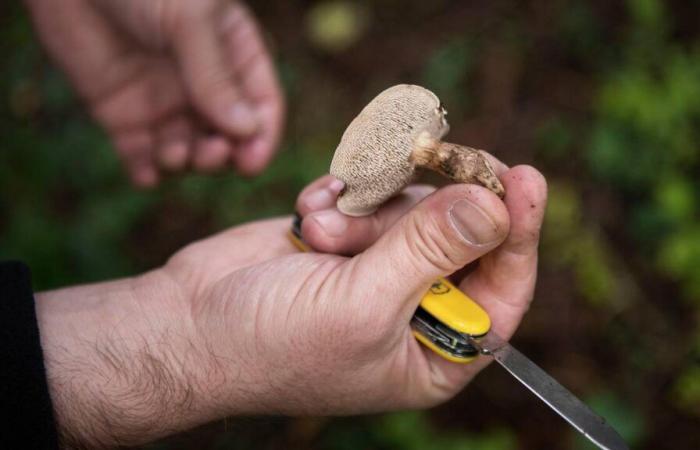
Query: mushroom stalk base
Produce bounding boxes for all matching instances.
[411,141,505,198]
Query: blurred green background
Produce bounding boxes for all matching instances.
[2,0,699,448]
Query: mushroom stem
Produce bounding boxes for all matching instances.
[411,140,505,198]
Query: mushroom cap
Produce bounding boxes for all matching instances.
[330,84,449,216]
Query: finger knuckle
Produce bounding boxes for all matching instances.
[403,213,461,275]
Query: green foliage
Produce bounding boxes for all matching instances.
[305,1,370,52]
[573,392,645,449]
[584,0,700,439]
[588,0,700,302]
[557,0,606,64]
[376,412,516,450]
[626,0,667,36]
[542,183,621,308]
[535,117,575,163]
[0,49,154,286]
[318,412,517,450]
[422,37,475,119]
[672,362,700,415]
[658,227,700,300]
[654,178,696,223]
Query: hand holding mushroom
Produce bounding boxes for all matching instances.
[298,84,525,257]
[37,160,545,447]
[31,83,546,448]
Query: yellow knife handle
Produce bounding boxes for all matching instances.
[289,215,490,363]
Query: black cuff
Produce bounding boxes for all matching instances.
[0,261,58,449]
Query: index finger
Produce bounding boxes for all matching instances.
[223,3,285,174]
[416,165,547,389]
[460,165,548,339]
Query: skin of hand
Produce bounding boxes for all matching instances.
[36,161,546,448]
[24,0,285,186]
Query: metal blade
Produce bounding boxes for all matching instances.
[467,334,629,450]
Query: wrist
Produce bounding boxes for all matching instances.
[36,269,220,447]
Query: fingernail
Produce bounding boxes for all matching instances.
[311,209,348,238]
[304,188,335,211]
[327,178,345,194]
[449,199,500,245]
[303,178,345,211]
[230,102,257,132]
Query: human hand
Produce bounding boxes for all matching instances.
[164,160,545,417]
[284,164,547,409]
[25,0,284,186]
[36,163,546,447]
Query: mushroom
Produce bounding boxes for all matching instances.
[330,84,505,216]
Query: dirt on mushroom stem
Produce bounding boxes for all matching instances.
[411,140,506,198]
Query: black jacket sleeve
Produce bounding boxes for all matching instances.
[0,261,58,449]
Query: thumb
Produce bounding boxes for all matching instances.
[171,11,258,137]
[355,184,510,317]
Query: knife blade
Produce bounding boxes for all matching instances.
[466,333,629,450]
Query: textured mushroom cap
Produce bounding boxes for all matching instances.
[330,84,449,216]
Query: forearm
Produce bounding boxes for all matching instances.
[35,270,218,448]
